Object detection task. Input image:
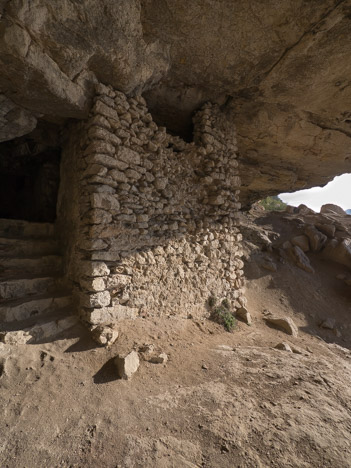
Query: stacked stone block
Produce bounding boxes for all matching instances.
[59,83,246,327]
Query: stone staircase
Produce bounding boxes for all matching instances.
[0,219,78,344]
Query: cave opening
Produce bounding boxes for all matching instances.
[279,174,351,214]
[0,125,62,223]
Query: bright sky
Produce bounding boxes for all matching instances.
[280,173,351,212]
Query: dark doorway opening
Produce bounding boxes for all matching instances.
[0,128,61,223]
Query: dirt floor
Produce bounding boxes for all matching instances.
[1,211,351,468]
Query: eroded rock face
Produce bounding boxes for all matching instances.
[1,1,351,202]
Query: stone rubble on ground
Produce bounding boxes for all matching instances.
[265,316,299,337]
[319,318,336,330]
[114,350,140,380]
[149,353,168,364]
[90,324,119,346]
[274,342,293,352]
[236,307,252,325]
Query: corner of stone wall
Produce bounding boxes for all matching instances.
[58,82,246,329]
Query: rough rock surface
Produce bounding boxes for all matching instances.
[265,316,299,337]
[115,350,140,379]
[1,1,351,202]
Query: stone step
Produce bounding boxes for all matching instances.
[0,292,72,323]
[0,276,58,301]
[0,218,54,239]
[0,237,59,257]
[0,255,63,276]
[0,308,79,345]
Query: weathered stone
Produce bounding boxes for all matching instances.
[84,209,113,225]
[81,290,111,308]
[83,164,108,178]
[109,169,128,183]
[265,316,298,337]
[322,239,351,270]
[304,225,327,252]
[125,168,142,180]
[258,255,277,272]
[289,245,314,273]
[105,274,131,289]
[296,205,315,216]
[91,193,120,212]
[291,235,309,252]
[115,351,140,380]
[94,101,119,120]
[91,325,119,346]
[274,342,293,352]
[320,204,346,216]
[236,307,252,325]
[84,141,115,156]
[315,223,336,238]
[80,238,108,251]
[86,153,123,169]
[149,353,168,364]
[88,127,122,146]
[319,318,336,330]
[80,277,106,292]
[82,261,110,278]
[154,177,168,190]
[117,147,141,165]
[88,305,138,324]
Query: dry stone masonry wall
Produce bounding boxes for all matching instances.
[58,83,246,327]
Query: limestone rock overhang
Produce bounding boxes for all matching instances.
[0,0,351,205]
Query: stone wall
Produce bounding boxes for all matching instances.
[58,83,246,327]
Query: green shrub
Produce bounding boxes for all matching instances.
[209,297,236,332]
[259,196,287,212]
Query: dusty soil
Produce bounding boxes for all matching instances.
[1,211,351,468]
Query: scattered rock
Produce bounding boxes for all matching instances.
[114,351,140,380]
[291,235,309,252]
[304,225,327,252]
[91,325,119,346]
[285,205,296,214]
[265,316,299,337]
[319,318,336,330]
[322,238,351,270]
[288,245,314,273]
[258,255,277,272]
[320,204,346,215]
[236,307,252,325]
[274,342,293,352]
[149,353,168,364]
[138,343,155,356]
[315,223,336,238]
[297,204,315,215]
[216,345,233,351]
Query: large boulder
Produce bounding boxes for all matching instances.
[322,238,351,270]
[320,204,346,215]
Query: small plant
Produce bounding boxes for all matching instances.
[259,196,287,212]
[209,297,236,332]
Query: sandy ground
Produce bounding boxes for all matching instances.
[1,211,351,468]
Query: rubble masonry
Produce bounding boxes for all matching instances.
[57,83,246,326]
